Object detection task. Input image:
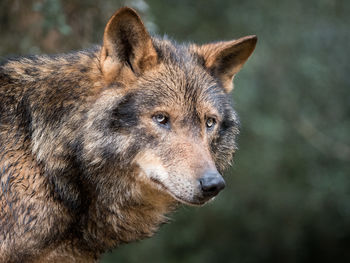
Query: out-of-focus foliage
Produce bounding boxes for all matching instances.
[1,0,349,262]
[0,0,154,55]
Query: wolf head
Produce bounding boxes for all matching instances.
[83,7,256,206]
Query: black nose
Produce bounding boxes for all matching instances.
[199,171,226,198]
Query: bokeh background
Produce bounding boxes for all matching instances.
[1,0,349,262]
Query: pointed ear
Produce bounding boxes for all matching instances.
[196,35,257,93]
[100,7,158,83]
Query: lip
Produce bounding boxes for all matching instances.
[150,177,212,206]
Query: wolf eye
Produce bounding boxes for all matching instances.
[153,113,169,127]
[206,117,216,129]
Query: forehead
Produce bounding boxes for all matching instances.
[134,41,229,115]
[150,37,217,93]
[137,64,227,115]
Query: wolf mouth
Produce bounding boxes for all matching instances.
[149,177,209,206]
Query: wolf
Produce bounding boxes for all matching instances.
[0,6,256,262]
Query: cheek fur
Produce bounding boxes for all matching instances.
[110,93,140,131]
[210,117,239,172]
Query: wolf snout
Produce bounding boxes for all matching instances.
[199,171,226,198]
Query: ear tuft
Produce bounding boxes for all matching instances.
[100,7,158,83]
[196,35,257,93]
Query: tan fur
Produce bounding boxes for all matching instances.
[101,8,158,84]
[192,35,257,92]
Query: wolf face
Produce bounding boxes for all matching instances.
[83,8,256,206]
[131,69,236,205]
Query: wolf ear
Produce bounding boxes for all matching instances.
[100,7,158,83]
[196,35,257,93]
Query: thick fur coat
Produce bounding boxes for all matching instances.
[0,7,256,262]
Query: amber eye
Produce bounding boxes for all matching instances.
[153,113,169,127]
[206,117,216,129]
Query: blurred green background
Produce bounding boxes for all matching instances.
[1,0,349,262]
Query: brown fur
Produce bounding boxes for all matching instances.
[0,7,256,262]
